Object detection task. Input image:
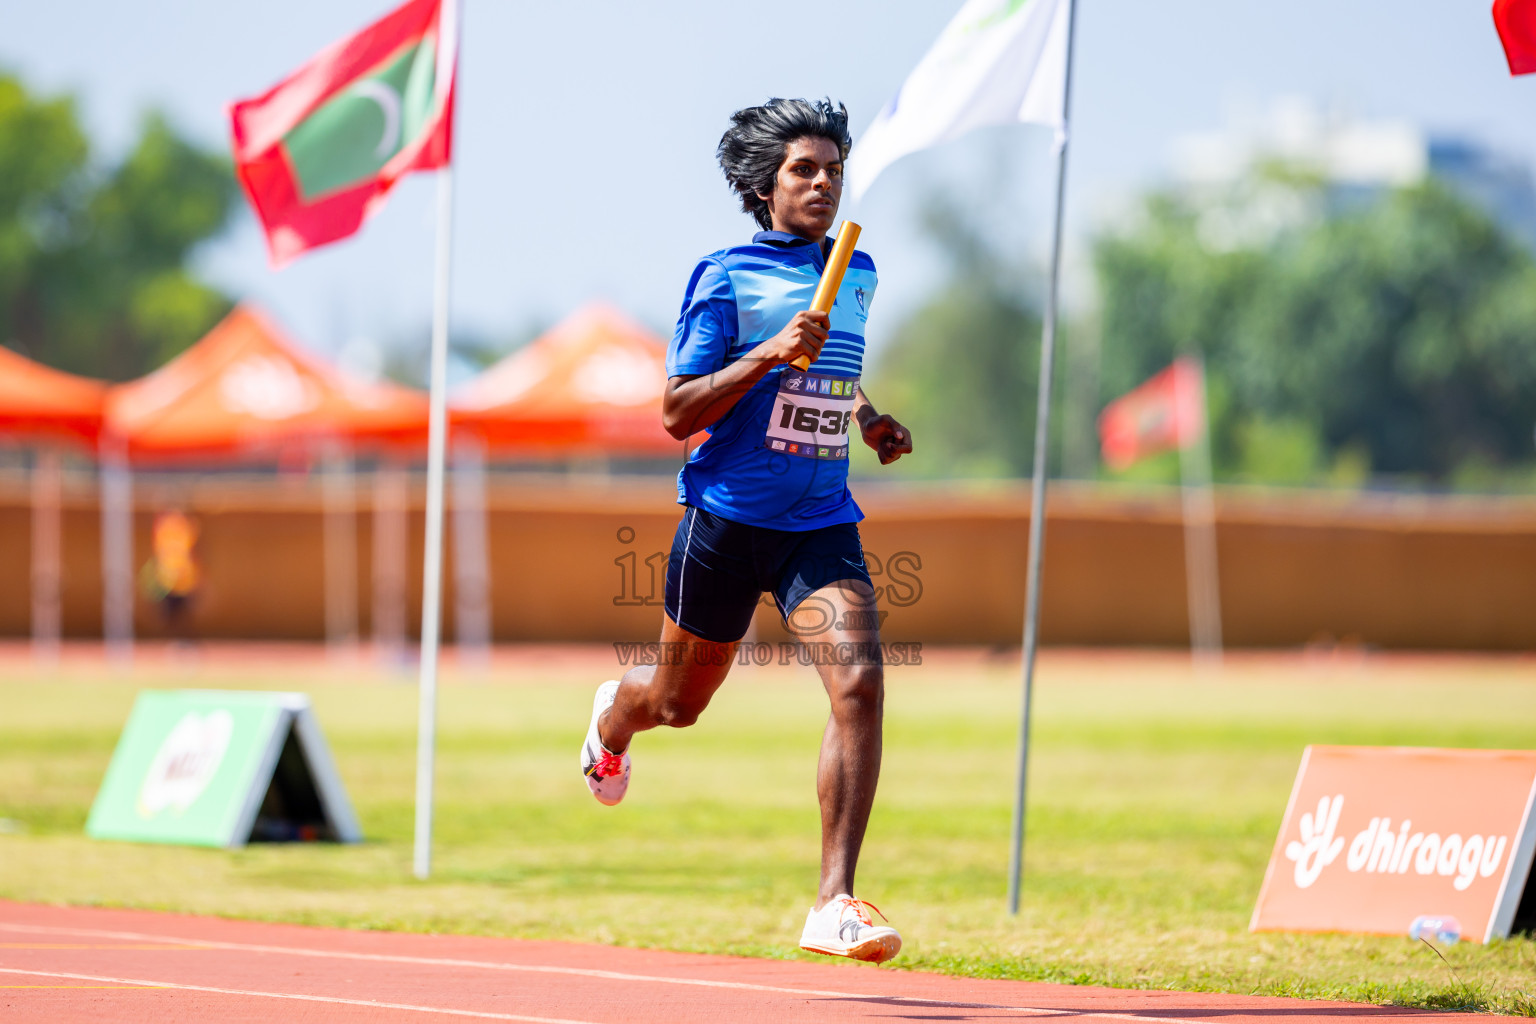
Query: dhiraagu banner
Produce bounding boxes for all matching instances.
[1251,745,1536,942]
[86,690,359,849]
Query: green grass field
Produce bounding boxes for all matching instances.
[1,649,1533,1014]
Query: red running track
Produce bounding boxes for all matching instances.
[0,901,1495,1023]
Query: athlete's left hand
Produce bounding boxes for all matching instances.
[861,414,913,465]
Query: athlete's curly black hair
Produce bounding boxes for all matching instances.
[717,98,852,231]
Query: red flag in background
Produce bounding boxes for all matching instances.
[1097,358,1205,470]
[229,0,457,267]
[1494,0,1536,75]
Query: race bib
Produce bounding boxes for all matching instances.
[764,369,857,461]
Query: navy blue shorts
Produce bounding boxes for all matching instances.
[663,506,873,643]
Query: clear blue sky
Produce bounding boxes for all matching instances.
[4,0,1531,370]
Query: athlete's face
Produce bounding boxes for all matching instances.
[760,136,842,243]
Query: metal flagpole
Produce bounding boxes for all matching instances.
[1178,355,1223,668]
[372,456,409,667]
[451,433,492,669]
[32,446,62,664]
[1008,0,1080,916]
[100,436,134,667]
[414,164,455,880]
[322,439,360,659]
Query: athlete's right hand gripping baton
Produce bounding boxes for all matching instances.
[792,221,862,370]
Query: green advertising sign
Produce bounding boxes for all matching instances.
[86,690,360,849]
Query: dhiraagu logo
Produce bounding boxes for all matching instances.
[283,34,440,201]
[1283,795,1345,888]
[136,710,235,818]
[1282,794,1512,892]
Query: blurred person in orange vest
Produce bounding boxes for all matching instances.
[141,510,202,641]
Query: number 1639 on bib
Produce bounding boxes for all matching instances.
[764,370,857,461]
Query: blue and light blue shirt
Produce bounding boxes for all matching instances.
[667,230,877,531]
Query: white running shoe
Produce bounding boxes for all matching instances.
[580,680,630,806]
[798,894,902,963]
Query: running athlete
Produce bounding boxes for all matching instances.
[579,98,913,963]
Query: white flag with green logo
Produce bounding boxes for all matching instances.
[846,0,1070,201]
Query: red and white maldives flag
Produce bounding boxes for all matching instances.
[229,0,458,267]
[1097,357,1206,470]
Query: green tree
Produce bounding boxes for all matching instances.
[1237,184,1536,478]
[1095,176,1536,485]
[0,75,88,361]
[0,73,237,380]
[865,195,1043,478]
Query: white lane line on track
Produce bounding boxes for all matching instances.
[0,966,600,1024]
[0,922,1087,1019]
[0,921,1379,1023]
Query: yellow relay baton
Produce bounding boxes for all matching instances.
[792,221,862,370]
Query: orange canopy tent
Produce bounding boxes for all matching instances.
[452,304,681,457]
[96,304,428,658]
[104,305,428,459]
[0,345,107,443]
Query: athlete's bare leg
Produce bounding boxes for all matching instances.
[793,579,884,910]
[598,614,736,754]
[598,579,884,913]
